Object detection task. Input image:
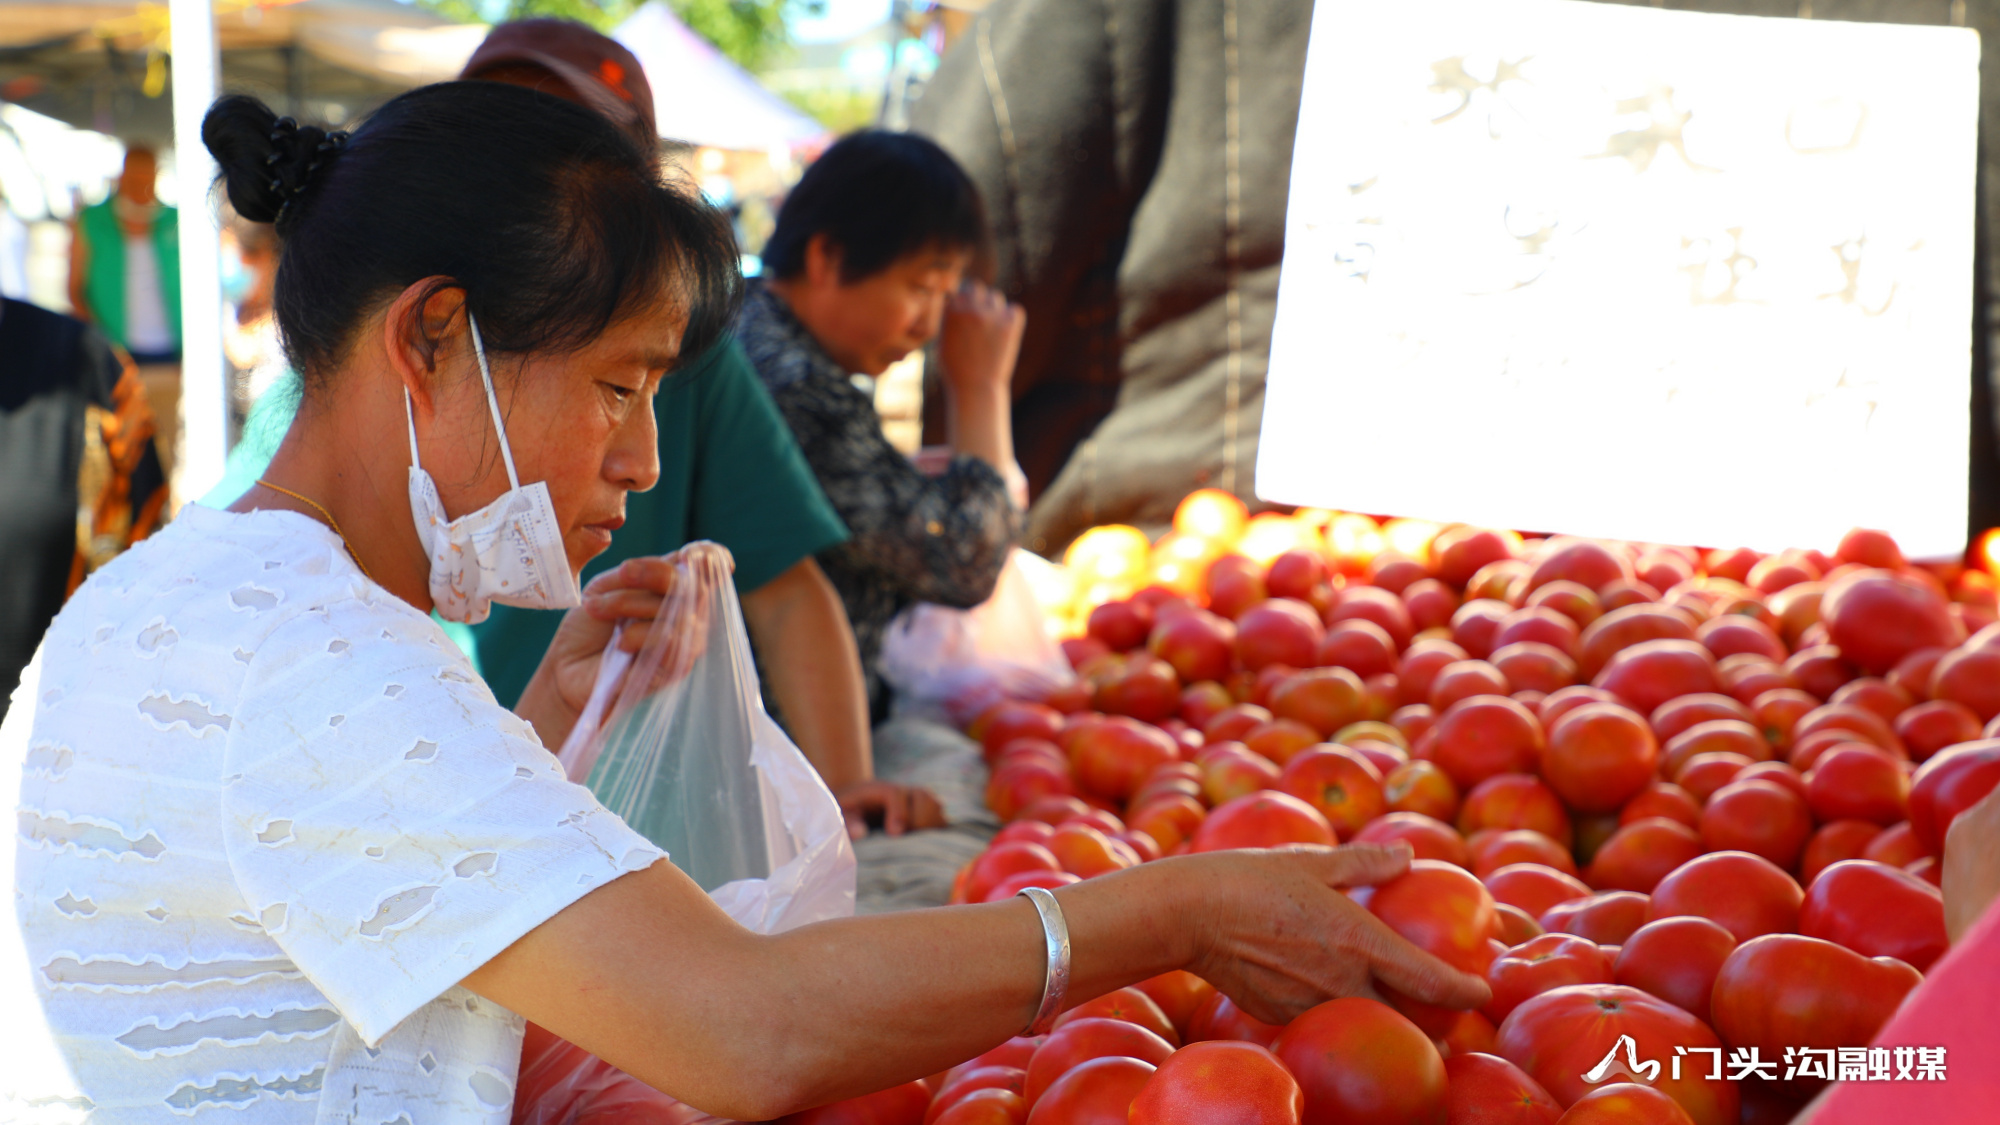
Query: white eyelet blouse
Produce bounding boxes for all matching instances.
[0,504,665,1122]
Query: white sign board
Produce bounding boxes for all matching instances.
[1259,0,1980,557]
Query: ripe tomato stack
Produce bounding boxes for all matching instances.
[788,496,2000,1125]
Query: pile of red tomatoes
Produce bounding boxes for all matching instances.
[792,518,2000,1125]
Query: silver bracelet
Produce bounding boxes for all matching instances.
[1018,885,1072,1035]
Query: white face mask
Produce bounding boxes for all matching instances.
[406,313,582,624]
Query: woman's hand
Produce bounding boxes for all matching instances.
[1173,844,1492,1022]
[938,282,1025,397]
[836,780,946,839]
[515,555,693,750]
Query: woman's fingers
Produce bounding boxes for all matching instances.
[1313,842,1414,888]
[1353,907,1493,1010]
[582,556,678,599]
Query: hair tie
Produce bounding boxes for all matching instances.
[268,119,347,220]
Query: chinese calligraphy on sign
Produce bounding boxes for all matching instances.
[1261,0,1978,557]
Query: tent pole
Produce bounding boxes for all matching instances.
[168,0,225,506]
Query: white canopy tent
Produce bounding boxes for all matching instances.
[613,1,826,154]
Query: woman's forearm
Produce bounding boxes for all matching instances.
[945,382,1013,471]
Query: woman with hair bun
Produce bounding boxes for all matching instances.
[0,83,1486,1119]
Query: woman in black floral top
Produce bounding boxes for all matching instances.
[739,131,1026,722]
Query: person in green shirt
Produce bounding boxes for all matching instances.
[204,19,945,839]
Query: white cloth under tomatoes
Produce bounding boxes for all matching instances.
[0,504,664,1122]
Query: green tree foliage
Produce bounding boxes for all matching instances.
[414,0,821,73]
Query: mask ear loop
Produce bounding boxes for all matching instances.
[466,312,523,492]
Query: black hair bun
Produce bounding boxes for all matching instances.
[202,93,347,226]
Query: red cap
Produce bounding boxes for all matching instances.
[460,18,656,145]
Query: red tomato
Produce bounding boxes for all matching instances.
[1484,863,1592,920]
[1749,689,1820,750]
[1244,718,1325,765]
[1709,935,1922,1096]
[1454,600,1515,660]
[1485,934,1614,1023]
[1495,902,1547,946]
[1528,580,1606,628]
[1496,607,1583,657]
[1278,746,1387,839]
[993,820,1057,848]
[1435,526,1525,588]
[1403,640,1474,706]
[1331,585,1418,649]
[1798,858,1948,971]
[1803,745,1908,825]
[1861,820,1924,867]
[1023,1056,1155,1125]
[1047,824,1141,879]
[1585,818,1703,895]
[1128,1040,1303,1125]
[1646,851,1802,941]
[1068,716,1180,802]
[1649,694,1755,743]
[1660,720,1771,776]
[1354,811,1471,867]
[1460,773,1575,848]
[1835,528,1906,569]
[1611,915,1735,1025]
[944,1037,1044,1086]
[1149,609,1237,685]
[1784,645,1858,701]
[1443,1052,1562,1124]
[1907,737,2000,853]
[1316,618,1400,679]
[1404,578,1462,633]
[1540,686,1622,729]
[1732,760,1805,798]
[1270,667,1371,738]
[982,870,1082,903]
[928,1068,1028,1124]
[1372,859,1501,974]
[1576,606,1698,680]
[1696,615,1786,664]
[1828,676,1912,723]
[1821,570,1963,675]
[986,762,1076,823]
[1592,640,1721,717]
[782,1081,934,1125]
[930,1089,1025,1125]
[1132,971,1217,1041]
[1273,996,1448,1125]
[1698,780,1811,870]
[1930,645,2000,721]
[1022,1018,1175,1106]
[1470,830,1578,879]
[1798,819,1882,886]
[1128,795,1206,854]
[1526,539,1631,596]
[1554,1082,1694,1124]
[1187,991,1285,1047]
[1432,696,1548,790]
[1190,791,1336,852]
[1495,985,1736,1125]
[1199,742,1282,807]
[975,701,1065,761]
[1543,703,1659,813]
[1893,698,1983,761]
[1617,783,1701,829]
[1432,661,1516,712]
[1439,1008,1501,1058]
[1207,554,1268,620]
[965,843,1061,904]
[1205,703,1274,744]
[1721,660,1798,708]
[1393,702,1440,743]
[1385,760,1462,822]
[1089,599,1155,651]
[1237,598,1326,672]
[1791,703,1903,756]
[1492,643,1581,695]
[1673,752,1751,805]
[1538,891,1651,945]
[1051,986,1180,1046]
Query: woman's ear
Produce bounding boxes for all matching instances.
[381,277,467,419]
[803,234,844,289]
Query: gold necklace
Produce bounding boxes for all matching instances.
[255,479,376,583]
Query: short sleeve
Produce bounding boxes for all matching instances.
[220,596,664,1046]
[688,338,850,592]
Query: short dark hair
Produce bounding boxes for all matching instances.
[202,83,739,394]
[762,130,989,283]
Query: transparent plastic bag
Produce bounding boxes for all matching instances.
[879,548,1078,727]
[518,542,857,1124]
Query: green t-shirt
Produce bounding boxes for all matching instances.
[204,337,849,708]
[475,336,849,707]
